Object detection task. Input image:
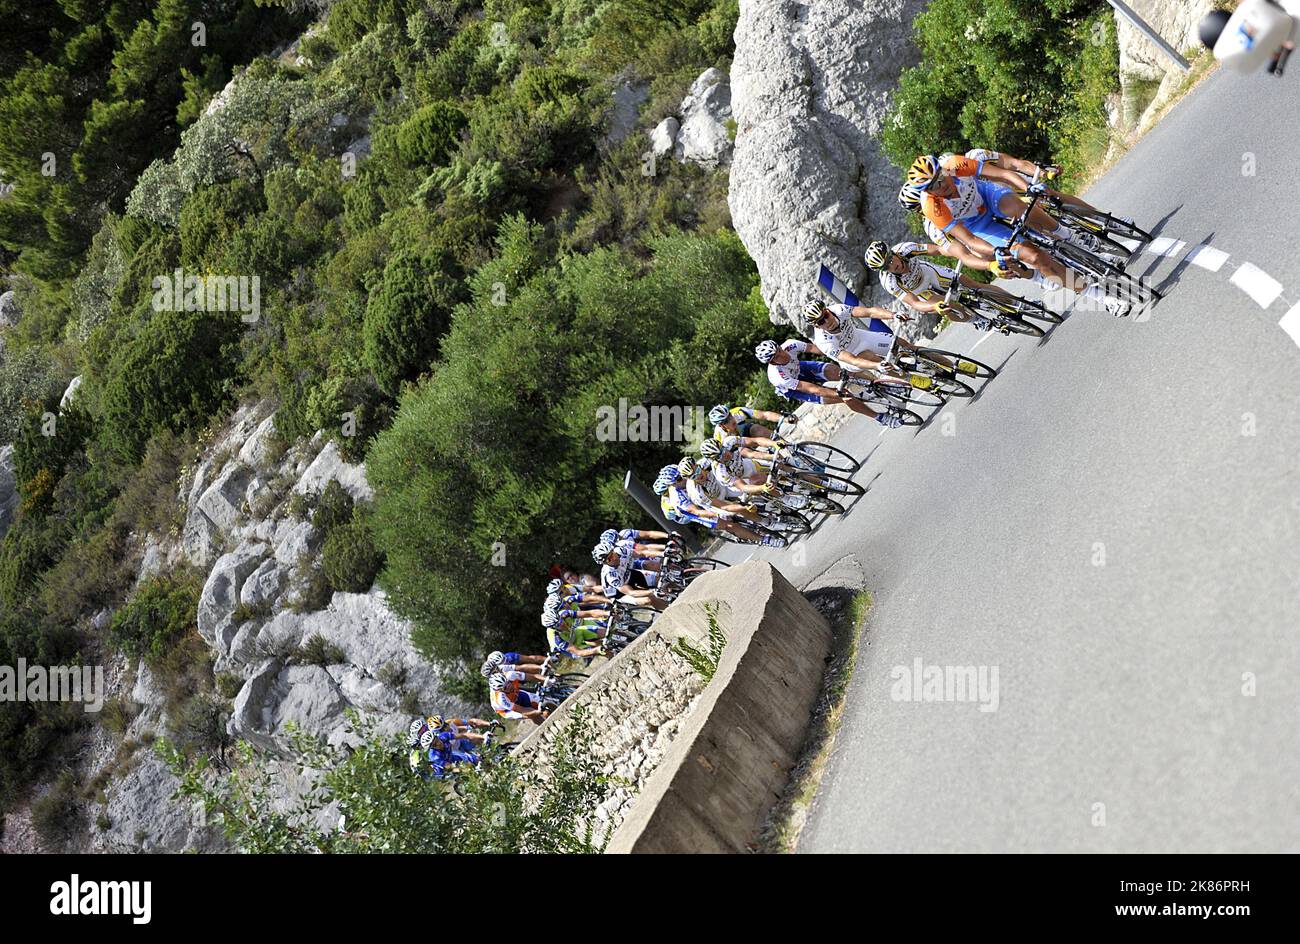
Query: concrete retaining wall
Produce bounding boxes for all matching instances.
[606,561,832,853]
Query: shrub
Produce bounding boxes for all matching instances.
[298,632,345,666]
[31,771,84,851]
[321,518,384,593]
[107,572,201,666]
[395,101,467,167]
[362,250,457,396]
[311,480,354,535]
[99,308,242,462]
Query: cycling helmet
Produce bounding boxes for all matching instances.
[407,717,427,746]
[427,715,444,730]
[755,340,779,364]
[652,464,679,494]
[801,299,826,332]
[699,438,723,460]
[679,456,698,478]
[707,404,730,426]
[1198,10,1231,50]
[907,154,940,189]
[864,240,891,271]
[898,184,923,212]
[546,578,562,595]
[488,673,507,692]
[419,727,437,749]
[599,528,617,545]
[591,538,616,564]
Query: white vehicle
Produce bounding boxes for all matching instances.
[1201,0,1298,75]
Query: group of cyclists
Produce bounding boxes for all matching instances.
[410,147,1155,782]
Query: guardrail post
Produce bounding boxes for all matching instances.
[624,470,701,552]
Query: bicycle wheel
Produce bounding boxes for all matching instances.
[916,347,997,380]
[685,557,729,574]
[803,493,845,515]
[798,469,865,498]
[1054,207,1138,260]
[558,672,590,685]
[1055,240,1159,303]
[1010,294,1064,324]
[789,441,860,473]
[868,380,946,410]
[991,314,1044,338]
[890,406,925,426]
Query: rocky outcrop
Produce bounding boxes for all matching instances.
[606,75,650,146]
[0,445,16,542]
[0,289,19,328]
[728,0,929,322]
[674,68,733,168]
[1114,1,1217,133]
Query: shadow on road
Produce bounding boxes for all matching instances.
[965,350,1017,407]
[1152,230,1216,299]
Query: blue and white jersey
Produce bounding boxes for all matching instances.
[766,339,811,394]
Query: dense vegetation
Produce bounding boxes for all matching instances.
[882,0,1119,185]
[0,0,763,817]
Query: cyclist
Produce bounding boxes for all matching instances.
[680,455,766,525]
[489,671,546,725]
[952,149,1122,231]
[864,239,1034,332]
[910,154,1131,316]
[545,614,606,661]
[699,437,772,498]
[900,184,1047,288]
[708,404,788,444]
[755,339,904,427]
[797,295,951,386]
[592,534,666,608]
[654,463,787,547]
[759,340,909,429]
[480,649,546,682]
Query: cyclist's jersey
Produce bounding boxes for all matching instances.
[712,451,759,490]
[921,155,986,234]
[767,339,812,395]
[923,216,954,252]
[947,148,1001,171]
[712,407,759,442]
[660,485,691,523]
[878,241,957,301]
[600,540,659,596]
[685,468,728,508]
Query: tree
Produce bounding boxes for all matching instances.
[395,101,467,168]
[99,307,241,462]
[363,250,458,396]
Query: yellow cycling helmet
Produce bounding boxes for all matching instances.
[907,154,940,189]
[427,714,444,729]
[864,240,892,271]
[678,456,697,478]
[898,184,924,212]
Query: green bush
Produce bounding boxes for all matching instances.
[311,480,354,535]
[98,308,242,462]
[30,770,84,851]
[107,572,202,667]
[395,101,467,168]
[322,518,384,593]
[298,632,346,666]
[363,251,457,396]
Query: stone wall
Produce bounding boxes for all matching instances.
[519,561,833,853]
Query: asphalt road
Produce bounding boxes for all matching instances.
[720,67,1300,852]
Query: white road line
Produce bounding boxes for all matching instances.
[1278,301,1300,347]
[1185,244,1229,272]
[969,331,994,352]
[1229,263,1284,308]
[1147,237,1186,258]
[1113,236,1142,252]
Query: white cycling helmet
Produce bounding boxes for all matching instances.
[592,538,616,564]
[755,340,779,364]
[707,404,730,426]
[407,717,427,746]
[488,673,507,692]
[546,578,562,595]
[898,183,923,212]
[652,464,679,495]
[700,438,723,460]
[678,456,697,478]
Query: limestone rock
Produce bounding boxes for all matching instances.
[728,0,929,322]
[0,445,17,542]
[674,68,733,167]
[197,542,268,654]
[293,439,373,503]
[650,117,679,157]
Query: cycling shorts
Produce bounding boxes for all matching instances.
[779,362,833,404]
[962,180,1018,248]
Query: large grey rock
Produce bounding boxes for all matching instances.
[674,68,733,167]
[59,375,83,411]
[293,439,373,503]
[0,290,19,327]
[196,462,254,536]
[240,557,286,610]
[1117,1,1216,81]
[274,519,320,566]
[650,117,679,157]
[130,661,166,708]
[197,542,268,654]
[98,751,226,853]
[238,414,280,470]
[230,658,285,752]
[728,0,928,322]
[0,445,17,541]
